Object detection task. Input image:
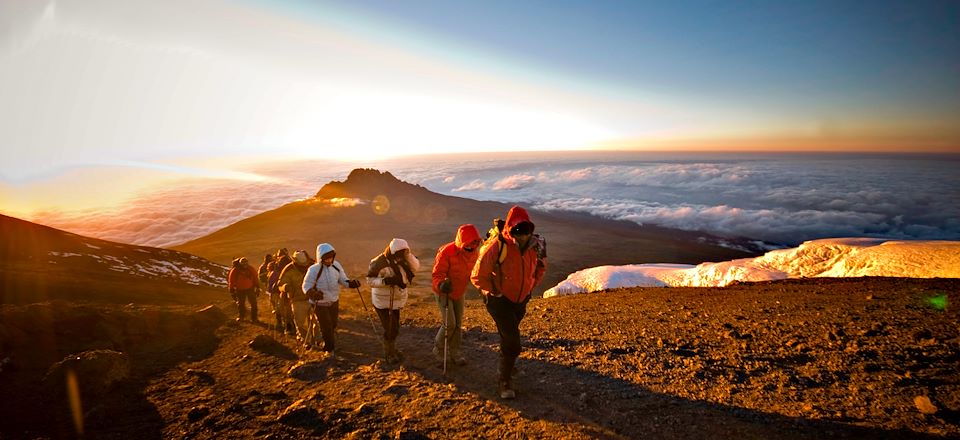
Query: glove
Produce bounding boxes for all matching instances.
[439,278,452,294]
[385,275,407,289]
[347,279,361,289]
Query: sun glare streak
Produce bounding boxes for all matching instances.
[274,88,615,160]
[0,159,282,219]
[66,369,84,436]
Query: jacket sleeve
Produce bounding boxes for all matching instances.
[366,260,391,288]
[336,262,350,287]
[471,242,497,294]
[268,271,280,293]
[227,268,236,290]
[406,252,421,272]
[533,255,547,288]
[431,247,449,294]
[301,266,318,293]
[277,266,292,293]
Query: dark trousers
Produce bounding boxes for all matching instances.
[313,301,339,352]
[374,307,401,342]
[236,288,258,321]
[485,295,528,379]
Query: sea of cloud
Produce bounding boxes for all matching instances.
[28,151,960,248]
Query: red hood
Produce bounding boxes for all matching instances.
[503,205,534,241]
[454,224,481,249]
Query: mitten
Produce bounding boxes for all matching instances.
[347,279,361,288]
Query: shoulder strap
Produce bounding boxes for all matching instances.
[497,234,508,265]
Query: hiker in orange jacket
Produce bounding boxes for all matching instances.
[431,224,482,366]
[471,205,546,399]
[228,257,261,323]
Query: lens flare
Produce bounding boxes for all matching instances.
[927,294,948,311]
[372,195,390,215]
[66,369,84,436]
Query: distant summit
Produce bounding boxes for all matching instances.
[315,168,433,199]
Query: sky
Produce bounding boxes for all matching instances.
[1,0,959,216]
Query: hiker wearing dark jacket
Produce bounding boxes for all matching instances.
[431,224,482,366]
[267,260,292,334]
[471,205,547,399]
[277,251,313,345]
[367,238,420,363]
[302,243,361,353]
[228,257,261,323]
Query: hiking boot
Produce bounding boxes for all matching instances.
[498,380,516,399]
[383,341,394,362]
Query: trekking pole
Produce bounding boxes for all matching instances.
[442,293,449,376]
[355,287,383,343]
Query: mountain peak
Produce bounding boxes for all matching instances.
[314,168,432,199]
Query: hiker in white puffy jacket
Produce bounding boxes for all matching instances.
[302,243,360,353]
[366,238,420,363]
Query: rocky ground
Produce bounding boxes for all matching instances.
[2,277,958,439]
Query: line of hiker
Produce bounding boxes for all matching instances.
[227,205,547,400]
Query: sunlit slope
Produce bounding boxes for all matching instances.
[173,169,756,294]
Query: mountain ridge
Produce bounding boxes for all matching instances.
[174,168,760,295]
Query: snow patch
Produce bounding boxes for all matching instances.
[544,238,960,297]
[48,251,83,257]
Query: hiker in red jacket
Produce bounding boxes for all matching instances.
[228,257,261,323]
[431,224,482,367]
[471,205,546,399]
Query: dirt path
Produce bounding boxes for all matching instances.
[3,277,956,438]
[142,278,959,438]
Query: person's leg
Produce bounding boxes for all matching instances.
[292,300,311,342]
[485,295,522,397]
[247,290,259,322]
[271,294,282,331]
[433,296,451,356]
[375,307,393,360]
[236,292,246,321]
[451,297,465,363]
[390,309,403,360]
[283,298,296,334]
[330,300,339,351]
[315,305,334,352]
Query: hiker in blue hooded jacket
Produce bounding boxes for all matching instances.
[302,243,361,353]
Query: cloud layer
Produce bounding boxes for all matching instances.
[28,152,960,248]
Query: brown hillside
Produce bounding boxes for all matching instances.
[173,168,758,295]
[0,214,226,305]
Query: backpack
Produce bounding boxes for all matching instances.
[485,221,546,266]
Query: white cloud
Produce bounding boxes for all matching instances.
[492,174,537,190]
[452,179,487,192]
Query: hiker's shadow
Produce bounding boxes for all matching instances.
[397,326,945,440]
